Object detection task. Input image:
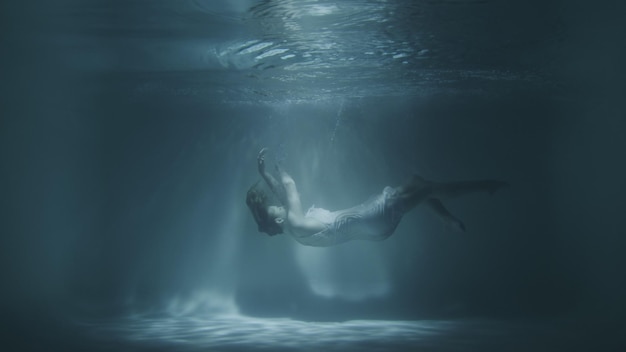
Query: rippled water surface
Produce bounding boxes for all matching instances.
[44,0,559,103]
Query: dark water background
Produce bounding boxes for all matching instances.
[1,0,625,351]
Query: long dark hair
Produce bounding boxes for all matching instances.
[246,182,283,236]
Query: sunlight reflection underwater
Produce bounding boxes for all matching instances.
[85,313,604,351]
[89,313,462,351]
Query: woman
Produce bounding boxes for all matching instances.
[246,148,507,247]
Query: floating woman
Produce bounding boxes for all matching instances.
[246,148,507,247]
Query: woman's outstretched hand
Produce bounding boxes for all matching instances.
[257,147,268,174]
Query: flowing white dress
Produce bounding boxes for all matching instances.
[293,187,405,247]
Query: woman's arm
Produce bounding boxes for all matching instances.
[257,148,287,205]
[276,165,304,217]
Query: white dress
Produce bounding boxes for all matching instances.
[293,187,405,247]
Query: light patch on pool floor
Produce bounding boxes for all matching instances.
[82,314,622,351]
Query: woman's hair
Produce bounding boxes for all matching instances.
[246,182,283,236]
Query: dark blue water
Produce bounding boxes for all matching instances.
[2,0,625,351]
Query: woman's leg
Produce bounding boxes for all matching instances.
[426,198,466,232]
[395,175,507,212]
[394,174,433,211]
[431,179,508,199]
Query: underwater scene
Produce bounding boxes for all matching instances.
[2,0,625,351]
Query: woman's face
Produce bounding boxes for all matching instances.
[267,205,286,221]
